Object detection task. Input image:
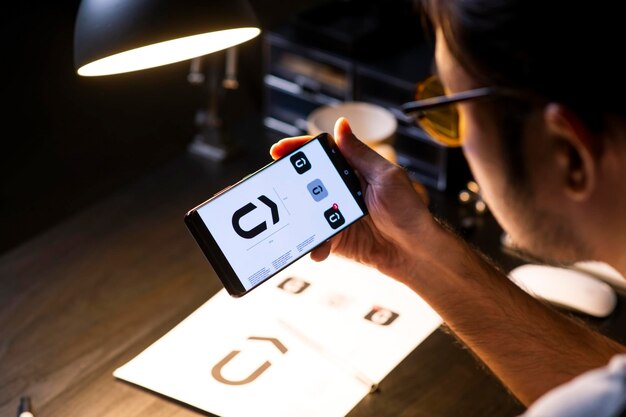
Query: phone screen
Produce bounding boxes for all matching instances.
[185,134,367,296]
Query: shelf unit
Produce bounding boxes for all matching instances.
[262,23,470,192]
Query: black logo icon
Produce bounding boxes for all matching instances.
[324,206,345,229]
[290,151,311,174]
[307,179,328,202]
[364,307,399,326]
[211,336,288,385]
[232,195,279,239]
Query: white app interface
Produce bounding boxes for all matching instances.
[197,140,365,290]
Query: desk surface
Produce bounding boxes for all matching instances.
[1,131,623,417]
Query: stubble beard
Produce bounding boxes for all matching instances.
[497,181,592,267]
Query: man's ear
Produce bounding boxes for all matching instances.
[543,103,600,202]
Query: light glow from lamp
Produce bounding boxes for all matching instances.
[77,27,260,76]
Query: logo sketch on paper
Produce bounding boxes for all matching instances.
[277,277,311,294]
[364,307,399,326]
[211,336,288,385]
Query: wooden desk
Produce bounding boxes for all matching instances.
[2,134,620,416]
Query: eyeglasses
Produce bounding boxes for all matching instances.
[401,75,497,147]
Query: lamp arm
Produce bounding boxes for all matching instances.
[187,48,242,162]
[222,47,239,90]
[188,57,205,85]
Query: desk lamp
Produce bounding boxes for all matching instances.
[73,0,260,160]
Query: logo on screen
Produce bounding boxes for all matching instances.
[307,179,328,202]
[232,195,279,239]
[324,205,345,229]
[290,151,311,174]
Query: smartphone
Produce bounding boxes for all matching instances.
[185,133,367,297]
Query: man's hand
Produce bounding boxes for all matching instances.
[271,117,626,406]
[270,117,438,280]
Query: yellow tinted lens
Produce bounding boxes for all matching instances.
[415,76,461,147]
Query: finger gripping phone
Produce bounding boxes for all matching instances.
[185,133,367,297]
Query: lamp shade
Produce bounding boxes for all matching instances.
[74,0,260,76]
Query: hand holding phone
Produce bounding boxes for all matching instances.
[185,133,367,297]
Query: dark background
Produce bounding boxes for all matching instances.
[1,0,330,254]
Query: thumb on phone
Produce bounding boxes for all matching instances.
[333,117,394,184]
[269,135,312,160]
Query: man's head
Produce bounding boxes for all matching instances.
[421,0,626,270]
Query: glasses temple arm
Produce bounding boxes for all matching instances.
[401,87,497,113]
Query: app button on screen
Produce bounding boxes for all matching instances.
[307,179,328,202]
[290,151,311,174]
[324,206,345,229]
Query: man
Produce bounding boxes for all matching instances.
[270,0,626,415]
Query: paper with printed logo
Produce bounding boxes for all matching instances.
[114,255,442,417]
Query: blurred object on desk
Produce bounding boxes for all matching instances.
[572,261,626,294]
[458,181,487,215]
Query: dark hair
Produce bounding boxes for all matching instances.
[420,0,626,181]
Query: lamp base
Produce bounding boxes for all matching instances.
[187,136,234,162]
[187,117,239,163]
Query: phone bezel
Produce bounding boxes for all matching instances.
[184,133,367,297]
